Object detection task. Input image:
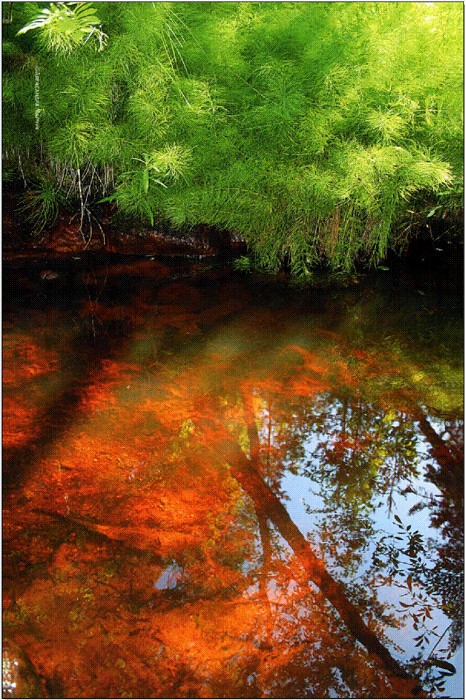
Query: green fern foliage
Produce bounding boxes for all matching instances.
[20,176,64,233]
[4,1,463,273]
[17,2,107,53]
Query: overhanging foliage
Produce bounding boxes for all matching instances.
[3,2,463,272]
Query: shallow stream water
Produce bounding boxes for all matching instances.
[3,255,463,698]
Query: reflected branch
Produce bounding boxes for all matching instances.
[414,407,463,475]
[257,510,274,649]
[213,435,426,695]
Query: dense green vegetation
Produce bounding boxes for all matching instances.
[3,2,463,273]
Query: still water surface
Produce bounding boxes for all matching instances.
[3,256,463,698]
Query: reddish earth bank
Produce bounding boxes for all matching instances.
[3,191,246,260]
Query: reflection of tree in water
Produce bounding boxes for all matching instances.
[238,345,462,695]
[411,444,464,652]
[3,265,463,698]
[184,340,454,696]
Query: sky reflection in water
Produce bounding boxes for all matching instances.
[3,257,463,699]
